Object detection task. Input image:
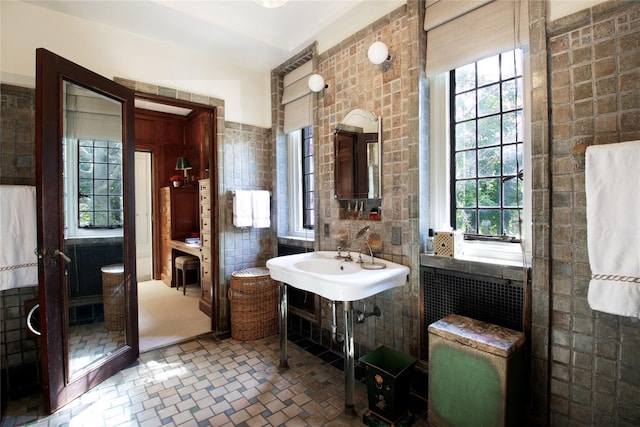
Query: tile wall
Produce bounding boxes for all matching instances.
[270,3,423,358]
[0,84,35,186]
[0,84,40,410]
[543,2,640,425]
[312,2,424,358]
[221,121,274,277]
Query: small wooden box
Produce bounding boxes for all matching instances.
[433,231,463,258]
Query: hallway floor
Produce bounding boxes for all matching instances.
[1,334,429,426]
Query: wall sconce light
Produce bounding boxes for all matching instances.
[308,74,328,92]
[175,157,192,185]
[367,41,393,71]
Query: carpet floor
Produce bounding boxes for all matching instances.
[138,279,211,352]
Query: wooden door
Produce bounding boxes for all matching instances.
[36,48,139,413]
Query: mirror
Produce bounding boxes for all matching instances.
[334,109,381,200]
[63,81,126,379]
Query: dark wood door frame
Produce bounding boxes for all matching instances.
[133,93,219,332]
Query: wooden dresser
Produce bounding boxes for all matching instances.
[198,179,213,317]
[159,186,199,286]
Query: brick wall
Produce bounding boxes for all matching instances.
[544,1,640,425]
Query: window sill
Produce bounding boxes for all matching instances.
[277,235,314,247]
[421,240,530,281]
[460,240,530,266]
[420,253,529,282]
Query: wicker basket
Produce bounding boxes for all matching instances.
[229,267,278,341]
[101,263,125,331]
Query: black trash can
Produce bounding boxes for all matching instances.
[359,345,418,423]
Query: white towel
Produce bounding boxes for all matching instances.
[0,185,38,291]
[586,140,640,318]
[252,190,271,228]
[233,190,253,227]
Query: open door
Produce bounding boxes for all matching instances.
[36,48,139,413]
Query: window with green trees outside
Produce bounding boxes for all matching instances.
[450,48,524,241]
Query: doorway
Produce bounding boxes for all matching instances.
[135,149,210,352]
[133,98,216,352]
[135,151,153,282]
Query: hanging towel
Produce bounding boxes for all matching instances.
[0,185,38,291]
[585,140,640,318]
[233,190,253,227]
[252,190,271,228]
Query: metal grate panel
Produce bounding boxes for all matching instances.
[422,266,524,359]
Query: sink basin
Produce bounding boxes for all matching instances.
[266,251,410,301]
[293,259,361,275]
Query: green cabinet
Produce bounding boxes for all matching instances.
[428,314,527,427]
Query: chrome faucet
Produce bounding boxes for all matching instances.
[335,226,373,262]
[352,226,375,265]
[353,225,370,240]
[334,247,353,261]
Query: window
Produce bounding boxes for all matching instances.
[450,48,524,240]
[287,126,315,237]
[77,139,123,228]
[63,138,124,238]
[301,126,315,230]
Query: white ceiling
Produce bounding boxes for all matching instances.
[25,0,405,73]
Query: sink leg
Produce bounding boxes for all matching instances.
[278,282,289,371]
[343,301,356,415]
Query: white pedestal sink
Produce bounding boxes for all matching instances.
[266,251,410,414]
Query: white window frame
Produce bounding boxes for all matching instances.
[429,48,532,264]
[286,130,313,240]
